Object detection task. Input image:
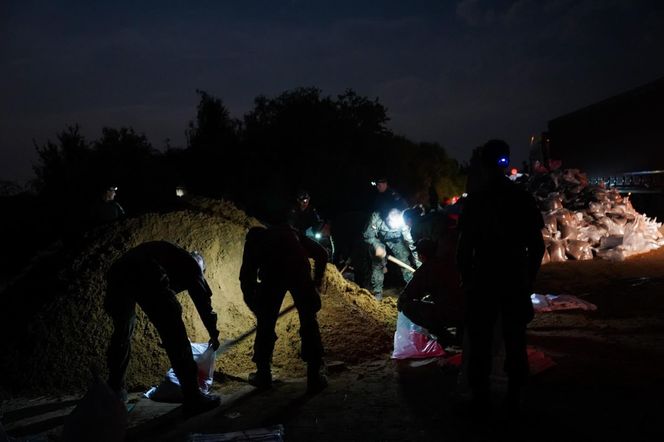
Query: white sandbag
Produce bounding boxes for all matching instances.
[599,235,623,250]
[144,342,216,403]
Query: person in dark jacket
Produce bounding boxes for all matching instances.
[372,177,407,216]
[104,241,221,416]
[91,185,125,226]
[397,239,464,341]
[287,190,323,235]
[239,225,329,393]
[457,139,545,416]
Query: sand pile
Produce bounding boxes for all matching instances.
[0,197,396,396]
[527,169,664,262]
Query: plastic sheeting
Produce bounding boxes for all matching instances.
[531,293,597,312]
[391,312,445,359]
[144,342,216,402]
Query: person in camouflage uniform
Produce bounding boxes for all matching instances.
[362,208,419,300]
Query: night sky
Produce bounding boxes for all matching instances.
[2,0,663,183]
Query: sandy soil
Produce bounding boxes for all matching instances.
[2,199,664,441]
[0,197,396,397]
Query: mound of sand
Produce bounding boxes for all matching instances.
[0,197,396,396]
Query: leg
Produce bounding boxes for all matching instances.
[105,294,136,396]
[289,285,324,364]
[290,284,327,393]
[252,284,287,372]
[139,293,199,400]
[501,297,529,409]
[370,252,386,300]
[466,292,499,402]
[389,241,414,284]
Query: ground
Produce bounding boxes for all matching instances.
[4,246,664,441]
[2,198,664,441]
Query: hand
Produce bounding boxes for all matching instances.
[375,246,386,258]
[209,336,221,351]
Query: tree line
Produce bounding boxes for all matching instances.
[0,88,465,277]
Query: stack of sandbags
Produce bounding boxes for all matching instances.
[529,169,664,262]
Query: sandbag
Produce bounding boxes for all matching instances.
[392,312,444,359]
[543,194,563,211]
[548,240,567,262]
[566,239,593,260]
[599,235,623,250]
[559,223,578,240]
[543,212,557,233]
[144,342,216,402]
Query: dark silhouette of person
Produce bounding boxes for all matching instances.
[239,225,329,393]
[372,177,407,216]
[287,190,323,235]
[397,239,464,342]
[457,139,545,416]
[91,186,125,226]
[104,241,221,416]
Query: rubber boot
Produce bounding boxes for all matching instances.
[248,363,273,389]
[182,388,221,418]
[306,361,328,394]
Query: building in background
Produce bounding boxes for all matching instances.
[545,77,664,218]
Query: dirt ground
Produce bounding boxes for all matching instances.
[3,201,664,441]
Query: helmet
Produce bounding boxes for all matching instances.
[191,251,206,273]
[481,139,510,168]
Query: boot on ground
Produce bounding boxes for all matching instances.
[182,391,221,417]
[306,362,328,394]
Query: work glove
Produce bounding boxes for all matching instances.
[209,335,221,352]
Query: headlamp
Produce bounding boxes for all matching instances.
[497,156,509,167]
[387,210,405,230]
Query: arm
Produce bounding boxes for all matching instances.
[188,274,220,344]
[300,235,329,285]
[239,241,260,312]
[362,212,383,250]
[401,224,420,267]
[456,199,476,290]
[398,264,428,310]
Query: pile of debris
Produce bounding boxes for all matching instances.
[527,169,664,262]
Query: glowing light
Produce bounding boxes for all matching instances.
[510,168,518,176]
[498,156,509,167]
[315,232,322,240]
[387,210,405,230]
[176,187,186,198]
